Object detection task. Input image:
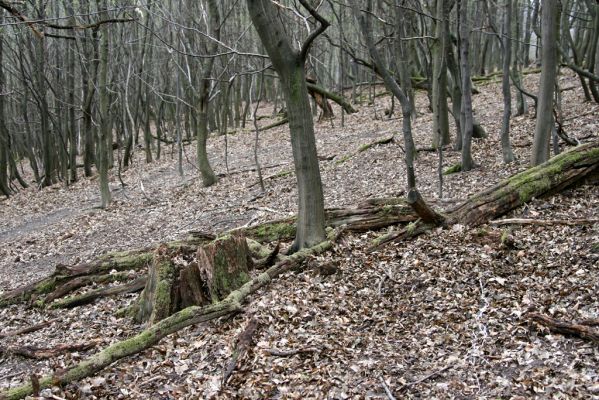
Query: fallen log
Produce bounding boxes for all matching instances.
[528,313,599,343]
[0,318,59,339]
[0,342,97,360]
[49,276,147,309]
[0,238,334,400]
[373,140,599,248]
[222,317,260,385]
[306,82,358,115]
[0,237,208,307]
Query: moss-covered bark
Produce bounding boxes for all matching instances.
[0,238,334,400]
[133,235,251,325]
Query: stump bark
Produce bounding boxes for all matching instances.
[134,235,252,325]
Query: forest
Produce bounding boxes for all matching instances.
[0,0,598,398]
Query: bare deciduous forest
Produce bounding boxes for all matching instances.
[0,0,598,398]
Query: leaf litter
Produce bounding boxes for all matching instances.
[0,71,598,398]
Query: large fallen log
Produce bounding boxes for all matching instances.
[373,140,599,248]
[1,199,417,307]
[0,238,335,400]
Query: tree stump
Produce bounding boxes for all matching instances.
[134,235,252,325]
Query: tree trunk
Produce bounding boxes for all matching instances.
[432,0,451,148]
[460,0,475,170]
[196,0,219,187]
[531,0,559,165]
[246,0,327,251]
[501,0,515,163]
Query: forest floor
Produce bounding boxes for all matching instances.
[0,71,598,399]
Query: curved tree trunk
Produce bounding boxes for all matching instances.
[246,0,327,251]
[196,0,219,187]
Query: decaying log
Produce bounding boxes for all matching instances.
[451,140,599,226]
[49,276,147,309]
[0,238,334,400]
[373,140,599,248]
[43,272,135,305]
[134,235,252,325]
[222,317,260,385]
[528,313,599,343]
[490,218,599,226]
[0,342,97,360]
[0,237,208,307]
[0,318,59,339]
[407,189,445,224]
[238,197,419,244]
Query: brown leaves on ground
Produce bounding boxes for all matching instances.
[1,71,598,398]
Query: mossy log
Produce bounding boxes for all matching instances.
[373,140,599,248]
[0,238,207,307]
[0,239,334,400]
[134,235,251,325]
[450,140,599,226]
[305,82,357,115]
[49,276,147,309]
[237,197,420,243]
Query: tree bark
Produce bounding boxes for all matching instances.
[532,0,559,165]
[246,0,327,251]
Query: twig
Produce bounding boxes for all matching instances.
[264,347,318,357]
[0,318,59,339]
[380,376,397,400]
[397,364,453,392]
[527,313,599,343]
[490,218,599,227]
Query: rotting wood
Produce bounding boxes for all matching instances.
[49,276,147,309]
[0,318,59,339]
[222,317,260,386]
[0,237,335,400]
[528,312,599,343]
[0,342,98,360]
[134,235,251,325]
[43,272,135,305]
[407,189,445,225]
[490,218,599,226]
[373,140,599,248]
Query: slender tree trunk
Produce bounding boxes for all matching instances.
[0,16,11,197]
[460,0,474,170]
[532,0,559,165]
[96,0,112,208]
[196,0,219,187]
[432,0,451,148]
[350,0,416,190]
[501,0,515,163]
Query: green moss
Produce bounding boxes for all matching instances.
[443,163,462,175]
[335,154,352,165]
[500,229,511,245]
[406,222,417,235]
[358,143,372,152]
[381,204,395,215]
[34,278,57,295]
[274,170,293,178]
[591,242,599,253]
[250,222,296,243]
[505,147,597,203]
[476,227,489,237]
